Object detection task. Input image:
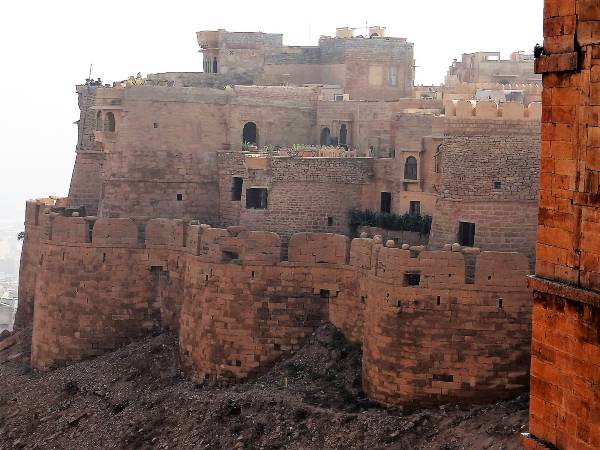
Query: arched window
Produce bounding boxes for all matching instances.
[96,111,103,131]
[104,112,116,132]
[320,127,331,146]
[339,124,348,146]
[242,122,257,145]
[404,156,418,180]
[213,57,218,74]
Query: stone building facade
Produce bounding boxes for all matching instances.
[521,2,600,450]
[446,51,541,85]
[196,27,415,100]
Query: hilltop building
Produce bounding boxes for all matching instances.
[16,27,543,409]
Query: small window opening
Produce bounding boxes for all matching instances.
[493,181,502,190]
[334,94,344,102]
[437,296,441,306]
[409,201,421,216]
[274,343,281,351]
[320,127,331,146]
[102,253,106,263]
[213,57,218,74]
[498,298,504,309]
[87,222,94,243]
[381,192,392,214]
[388,66,398,87]
[96,111,103,131]
[404,156,418,180]
[251,271,255,279]
[433,374,454,382]
[176,193,183,201]
[320,289,330,299]
[246,188,268,209]
[339,124,348,145]
[361,296,366,304]
[223,251,239,262]
[104,112,116,132]
[327,217,334,226]
[231,177,243,201]
[434,144,442,173]
[458,221,476,247]
[404,272,421,287]
[153,122,159,128]
[242,122,258,145]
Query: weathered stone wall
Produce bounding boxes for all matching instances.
[30,216,160,370]
[522,2,600,450]
[217,153,375,241]
[68,86,104,215]
[430,117,540,263]
[20,205,532,407]
[362,247,531,407]
[196,30,415,100]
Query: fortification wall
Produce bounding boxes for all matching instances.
[19,204,532,407]
[362,246,531,407]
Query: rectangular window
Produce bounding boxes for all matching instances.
[388,66,398,87]
[493,181,502,190]
[458,221,476,247]
[409,201,421,216]
[404,272,421,287]
[381,192,392,214]
[246,188,268,209]
[231,177,243,201]
[176,193,183,201]
[334,94,344,102]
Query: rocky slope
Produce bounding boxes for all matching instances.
[0,325,528,449]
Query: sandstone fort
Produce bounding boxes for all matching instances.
[6,3,600,449]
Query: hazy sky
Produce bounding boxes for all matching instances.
[0,0,543,225]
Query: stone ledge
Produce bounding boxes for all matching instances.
[528,275,600,307]
[534,52,579,74]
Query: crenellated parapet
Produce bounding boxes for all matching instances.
[18,205,533,406]
[444,100,542,120]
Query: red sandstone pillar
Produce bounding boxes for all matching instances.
[522,1,600,449]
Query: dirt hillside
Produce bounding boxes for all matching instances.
[0,325,528,450]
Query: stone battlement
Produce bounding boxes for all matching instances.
[28,206,529,284]
[445,100,542,120]
[18,198,532,408]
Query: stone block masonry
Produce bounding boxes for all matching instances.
[522,2,600,450]
[19,201,532,407]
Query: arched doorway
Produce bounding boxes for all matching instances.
[339,124,348,146]
[320,127,331,146]
[242,122,257,145]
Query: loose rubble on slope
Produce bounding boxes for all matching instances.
[0,324,527,450]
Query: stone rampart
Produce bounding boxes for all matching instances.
[444,100,542,120]
[19,204,532,406]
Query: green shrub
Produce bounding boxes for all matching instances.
[348,209,432,236]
